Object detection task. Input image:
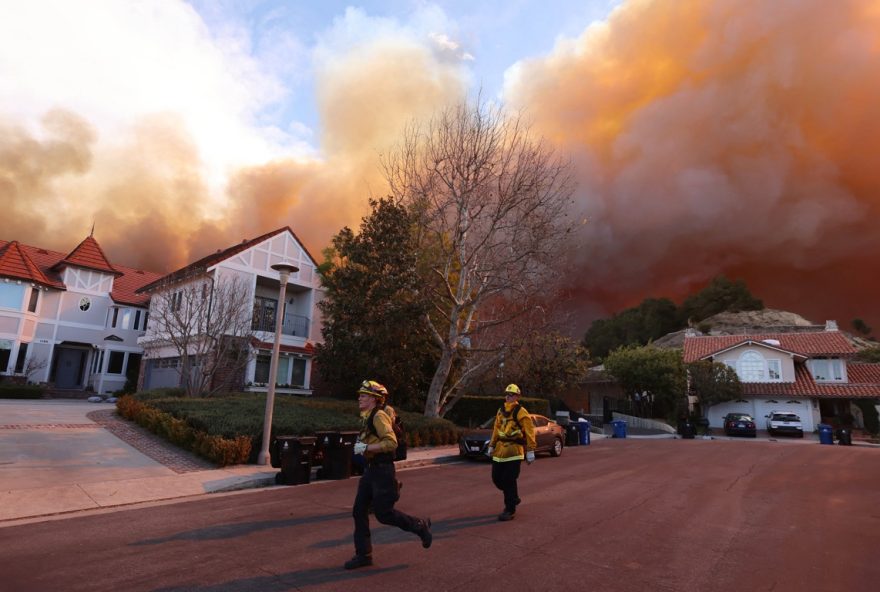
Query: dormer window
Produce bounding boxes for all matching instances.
[808,358,845,382]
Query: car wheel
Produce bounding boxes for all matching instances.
[550,438,563,457]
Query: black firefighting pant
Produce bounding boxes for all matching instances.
[352,462,420,557]
[491,459,521,513]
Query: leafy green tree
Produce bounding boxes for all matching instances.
[679,275,763,324]
[603,346,686,420]
[316,197,436,410]
[583,297,679,361]
[686,360,742,417]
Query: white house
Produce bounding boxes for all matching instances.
[683,322,880,432]
[0,235,161,394]
[136,227,323,395]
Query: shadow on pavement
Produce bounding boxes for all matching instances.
[131,511,350,546]
[151,564,409,592]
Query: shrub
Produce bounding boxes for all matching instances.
[854,399,879,435]
[116,395,250,465]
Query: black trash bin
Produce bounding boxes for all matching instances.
[320,430,360,480]
[678,420,696,439]
[836,427,853,446]
[275,436,316,485]
[565,423,580,446]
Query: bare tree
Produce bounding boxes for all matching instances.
[383,99,576,417]
[22,354,48,384]
[146,275,260,396]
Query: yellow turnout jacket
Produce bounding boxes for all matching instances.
[489,402,536,462]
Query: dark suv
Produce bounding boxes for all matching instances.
[722,413,757,437]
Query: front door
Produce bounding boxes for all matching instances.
[55,348,86,388]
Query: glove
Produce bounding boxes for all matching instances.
[485,446,494,457]
[353,441,367,455]
[526,451,535,464]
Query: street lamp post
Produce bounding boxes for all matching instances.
[257,262,299,466]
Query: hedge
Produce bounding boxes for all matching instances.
[0,384,45,399]
[122,392,463,464]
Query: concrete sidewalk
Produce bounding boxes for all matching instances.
[0,400,461,525]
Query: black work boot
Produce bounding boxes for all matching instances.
[416,518,432,548]
[344,555,373,570]
[498,510,515,521]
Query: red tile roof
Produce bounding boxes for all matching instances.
[0,238,161,307]
[138,227,316,293]
[0,241,63,289]
[683,332,856,362]
[847,363,880,385]
[740,365,880,399]
[51,236,122,276]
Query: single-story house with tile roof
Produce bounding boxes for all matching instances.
[0,235,162,393]
[135,226,322,395]
[683,322,880,432]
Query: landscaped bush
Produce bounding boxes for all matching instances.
[0,384,45,399]
[117,395,251,465]
[443,395,552,427]
[122,392,461,464]
[854,399,879,435]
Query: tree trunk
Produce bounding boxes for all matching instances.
[424,347,455,418]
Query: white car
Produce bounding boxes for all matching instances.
[765,411,804,438]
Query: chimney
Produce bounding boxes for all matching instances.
[825,320,838,331]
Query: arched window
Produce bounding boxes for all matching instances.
[738,351,765,382]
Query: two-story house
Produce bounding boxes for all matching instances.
[0,235,161,394]
[136,227,322,395]
[683,321,880,432]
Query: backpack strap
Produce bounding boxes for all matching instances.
[499,403,522,431]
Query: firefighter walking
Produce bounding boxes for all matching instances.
[487,383,537,521]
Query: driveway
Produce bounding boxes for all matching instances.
[0,400,176,514]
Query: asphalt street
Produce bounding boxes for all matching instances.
[2,437,878,592]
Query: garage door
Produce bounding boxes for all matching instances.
[754,399,812,432]
[708,401,756,428]
[144,359,182,390]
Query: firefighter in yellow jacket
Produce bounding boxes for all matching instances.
[345,380,432,570]
[487,383,537,521]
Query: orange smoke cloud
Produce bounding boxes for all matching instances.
[1,34,466,274]
[506,0,880,331]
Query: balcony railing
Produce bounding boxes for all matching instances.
[252,310,310,337]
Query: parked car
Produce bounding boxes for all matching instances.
[722,413,757,437]
[459,414,564,459]
[765,411,804,437]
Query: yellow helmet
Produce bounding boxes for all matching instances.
[358,380,388,401]
[505,383,521,396]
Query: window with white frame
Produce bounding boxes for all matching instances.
[734,350,782,382]
[808,358,845,382]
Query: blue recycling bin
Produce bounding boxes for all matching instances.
[818,423,833,445]
[611,419,627,439]
[576,420,591,445]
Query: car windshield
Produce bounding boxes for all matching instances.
[728,414,751,421]
[773,414,799,421]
